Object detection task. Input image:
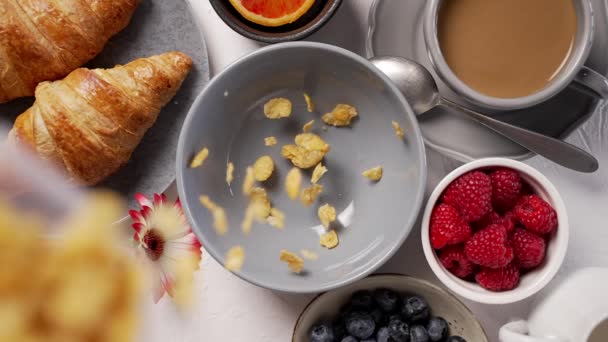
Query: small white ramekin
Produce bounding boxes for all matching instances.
[421,158,569,304]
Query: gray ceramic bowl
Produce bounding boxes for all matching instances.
[292,274,489,341]
[176,42,426,293]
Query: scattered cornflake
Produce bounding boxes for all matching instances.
[267,208,285,229]
[362,166,383,182]
[286,167,303,200]
[320,230,339,249]
[304,93,314,112]
[190,147,209,168]
[280,250,304,274]
[300,249,319,260]
[199,195,228,235]
[322,104,358,126]
[249,187,272,221]
[311,163,328,184]
[253,155,274,181]
[392,121,405,139]
[282,133,331,169]
[226,162,234,186]
[265,136,278,146]
[303,119,315,133]
[242,167,255,195]
[264,97,292,119]
[318,203,337,228]
[301,184,324,207]
[225,246,245,272]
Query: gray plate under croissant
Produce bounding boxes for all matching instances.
[0,0,209,209]
[176,42,427,293]
[368,0,608,161]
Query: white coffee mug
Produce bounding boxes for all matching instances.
[499,267,608,342]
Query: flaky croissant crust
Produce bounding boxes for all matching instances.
[0,0,140,103]
[10,51,193,185]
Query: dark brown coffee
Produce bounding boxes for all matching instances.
[438,0,577,98]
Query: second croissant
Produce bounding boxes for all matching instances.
[9,51,193,185]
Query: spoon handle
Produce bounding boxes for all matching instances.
[439,99,599,173]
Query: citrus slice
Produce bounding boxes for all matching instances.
[228,0,316,27]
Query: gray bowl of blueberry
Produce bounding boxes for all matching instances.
[292,274,488,341]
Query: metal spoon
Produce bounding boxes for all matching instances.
[370,56,599,173]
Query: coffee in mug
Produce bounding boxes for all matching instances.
[437,0,577,98]
[589,319,608,342]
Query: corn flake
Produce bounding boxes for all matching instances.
[311,163,328,184]
[322,104,358,126]
[243,167,255,195]
[265,136,278,146]
[225,246,245,272]
[285,167,302,200]
[226,162,234,186]
[320,230,339,249]
[304,93,314,112]
[301,184,324,207]
[253,155,274,181]
[267,208,285,229]
[242,187,272,233]
[303,120,315,133]
[362,166,383,182]
[190,147,209,168]
[392,121,405,139]
[199,195,228,235]
[300,249,319,260]
[282,133,331,169]
[280,250,304,274]
[264,97,292,119]
[318,203,337,228]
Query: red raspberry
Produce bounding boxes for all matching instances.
[475,263,520,291]
[490,168,522,211]
[513,195,558,234]
[442,171,492,222]
[473,211,515,232]
[430,204,472,249]
[464,224,513,268]
[439,245,475,279]
[511,228,546,269]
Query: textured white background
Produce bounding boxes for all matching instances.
[139,1,608,341]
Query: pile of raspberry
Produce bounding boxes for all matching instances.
[430,168,558,291]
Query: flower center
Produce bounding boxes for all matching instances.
[143,229,165,261]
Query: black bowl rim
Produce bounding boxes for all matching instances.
[209,0,343,44]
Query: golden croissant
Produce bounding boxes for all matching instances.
[0,0,140,103]
[9,51,193,185]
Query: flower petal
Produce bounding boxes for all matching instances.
[129,210,144,224]
[141,206,153,219]
[135,193,153,208]
[132,222,145,234]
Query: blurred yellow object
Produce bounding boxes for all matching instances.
[0,192,140,342]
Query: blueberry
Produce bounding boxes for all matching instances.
[341,336,358,342]
[410,325,429,342]
[401,296,430,323]
[345,311,376,339]
[387,319,410,342]
[426,317,448,342]
[446,337,466,342]
[310,324,335,342]
[351,290,375,310]
[376,327,391,342]
[388,314,403,323]
[373,288,400,312]
[361,339,377,342]
[370,308,386,326]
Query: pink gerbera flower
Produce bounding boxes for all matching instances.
[130,193,202,303]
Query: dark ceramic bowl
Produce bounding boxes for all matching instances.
[209,0,343,43]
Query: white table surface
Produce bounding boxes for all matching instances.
[140,1,608,341]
